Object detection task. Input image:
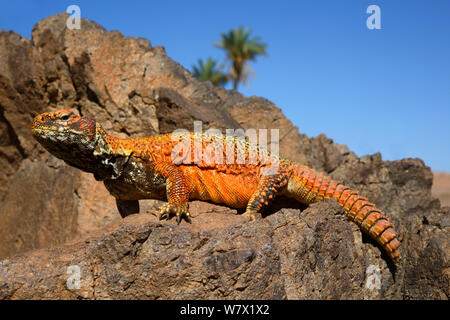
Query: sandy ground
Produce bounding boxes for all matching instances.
[432,172,450,207]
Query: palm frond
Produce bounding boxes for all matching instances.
[192,58,229,87]
[213,26,267,90]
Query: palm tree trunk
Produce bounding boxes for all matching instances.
[233,60,242,91]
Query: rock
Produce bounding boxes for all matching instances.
[0,156,119,258]
[432,172,450,207]
[402,206,449,299]
[0,31,47,201]
[0,13,447,299]
[1,200,446,300]
[0,201,407,299]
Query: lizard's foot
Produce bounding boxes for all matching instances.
[158,203,191,224]
[242,210,262,222]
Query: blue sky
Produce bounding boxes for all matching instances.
[1,1,449,171]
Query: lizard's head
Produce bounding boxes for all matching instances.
[31,109,100,169]
[32,109,97,145]
[32,109,130,180]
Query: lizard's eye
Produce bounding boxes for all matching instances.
[60,114,71,121]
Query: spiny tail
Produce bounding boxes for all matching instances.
[288,164,401,262]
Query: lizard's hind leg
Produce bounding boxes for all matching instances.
[243,172,290,221]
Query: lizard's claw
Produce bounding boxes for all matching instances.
[158,202,191,224]
[158,203,172,220]
[157,210,169,221]
[176,212,192,224]
[242,210,261,222]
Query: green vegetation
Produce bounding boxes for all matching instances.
[214,26,267,90]
[192,58,229,87]
[192,26,267,91]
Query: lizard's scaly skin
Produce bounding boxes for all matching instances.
[31,110,401,262]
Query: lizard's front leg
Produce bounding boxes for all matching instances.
[154,162,191,224]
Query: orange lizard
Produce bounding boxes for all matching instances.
[31,109,401,262]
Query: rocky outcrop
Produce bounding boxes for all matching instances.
[0,198,447,300]
[0,14,447,299]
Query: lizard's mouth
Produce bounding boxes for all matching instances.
[31,126,83,137]
[31,115,71,136]
[31,127,49,138]
[31,126,62,139]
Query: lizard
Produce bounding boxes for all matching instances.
[31,109,401,262]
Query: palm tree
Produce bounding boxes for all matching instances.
[214,26,267,90]
[192,58,229,87]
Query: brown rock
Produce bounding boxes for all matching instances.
[432,172,450,207]
[0,158,80,258]
[1,198,445,300]
[0,31,46,200]
[0,202,399,299]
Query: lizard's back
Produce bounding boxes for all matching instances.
[116,132,282,208]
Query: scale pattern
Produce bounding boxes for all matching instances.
[31,110,401,262]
